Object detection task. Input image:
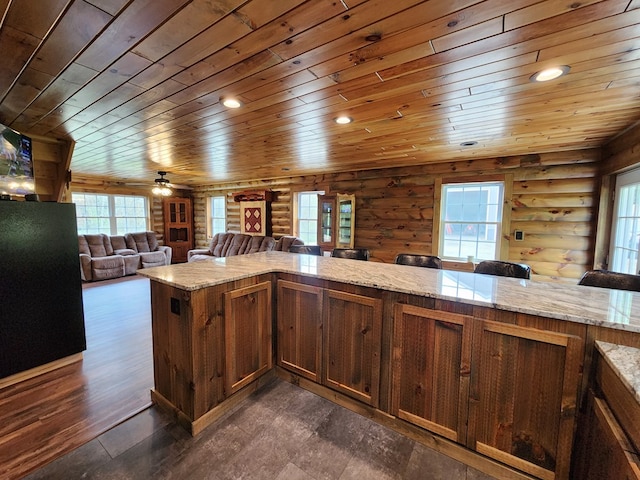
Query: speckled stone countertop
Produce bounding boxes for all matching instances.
[138,251,640,333]
[596,341,640,405]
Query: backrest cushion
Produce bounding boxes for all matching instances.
[110,235,127,250]
[244,236,276,254]
[275,235,303,251]
[125,231,158,253]
[209,232,235,256]
[82,234,113,257]
[226,234,251,256]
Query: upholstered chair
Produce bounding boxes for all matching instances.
[331,248,369,261]
[578,270,640,292]
[474,260,531,279]
[394,253,442,269]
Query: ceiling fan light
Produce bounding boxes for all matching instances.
[530,65,570,82]
[152,171,172,196]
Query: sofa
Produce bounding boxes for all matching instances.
[187,232,303,262]
[78,231,172,282]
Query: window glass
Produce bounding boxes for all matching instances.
[610,168,640,274]
[209,196,226,235]
[72,193,148,235]
[296,192,321,245]
[440,182,503,261]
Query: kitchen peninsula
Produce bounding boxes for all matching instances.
[138,252,640,480]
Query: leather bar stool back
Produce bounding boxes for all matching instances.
[394,253,442,269]
[288,244,322,255]
[331,248,369,261]
[578,270,640,292]
[474,260,531,279]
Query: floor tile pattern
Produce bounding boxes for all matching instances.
[26,379,498,480]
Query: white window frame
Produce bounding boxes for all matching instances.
[72,192,149,235]
[609,167,640,274]
[294,191,323,245]
[439,181,504,262]
[208,195,227,238]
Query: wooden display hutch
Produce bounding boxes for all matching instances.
[317,193,355,253]
[163,197,193,263]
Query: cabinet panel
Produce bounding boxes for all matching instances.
[391,304,472,443]
[224,281,272,395]
[575,393,640,480]
[277,280,323,382]
[323,289,382,407]
[471,320,581,480]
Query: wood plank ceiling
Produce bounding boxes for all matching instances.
[0,0,639,186]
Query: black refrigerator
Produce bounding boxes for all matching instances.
[0,201,86,379]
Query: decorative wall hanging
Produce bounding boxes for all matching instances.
[233,190,273,236]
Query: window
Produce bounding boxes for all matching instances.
[72,193,148,235]
[209,196,226,236]
[296,191,322,244]
[440,181,504,261]
[609,168,640,274]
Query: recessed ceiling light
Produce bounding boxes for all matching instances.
[335,116,352,124]
[460,141,478,147]
[221,96,242,108]
[530,65,571,82]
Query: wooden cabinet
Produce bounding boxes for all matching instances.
[469,320,582,480]
[391,305,472,443]
[277,280,323,382]
[574,393,640,480]
[317,194,355,252]
[224,281,273,396]
[323,289,382,407]
[276,279,382,407]
[163,197,193,263]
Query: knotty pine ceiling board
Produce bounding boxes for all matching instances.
[0,0,639,185]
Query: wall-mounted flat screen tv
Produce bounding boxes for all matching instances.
[0,123,34,196]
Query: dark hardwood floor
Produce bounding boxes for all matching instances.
[0,275,154,480]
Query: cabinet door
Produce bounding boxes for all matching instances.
[470,320,582,480]
[336,194,355,248]
[224,281,272,396]
[323,289,382,407]
[277,280,323,382]
[575,394,640,480]
[391,304,472,443]
[317,195,335,251]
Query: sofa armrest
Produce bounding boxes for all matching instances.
[187,249,211,261]
[157,245,172,265]
[79,253,92,281]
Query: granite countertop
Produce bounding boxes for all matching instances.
[595,341,640,405]
[138,251,640,333]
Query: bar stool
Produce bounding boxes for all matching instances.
[331,248,369,261]
[474,260,531,279]
[394,253,442,269]
[578,270,640,292]
[288,244,322,255]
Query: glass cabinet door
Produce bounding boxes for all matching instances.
[336,194,355,248]
[318,196,334,248]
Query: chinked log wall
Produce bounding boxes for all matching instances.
[192,149,600,281]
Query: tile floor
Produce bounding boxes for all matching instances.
[25,379,498,480]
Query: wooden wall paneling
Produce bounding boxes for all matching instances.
[501,173,513,260]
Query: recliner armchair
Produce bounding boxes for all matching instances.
[394,253,442,269]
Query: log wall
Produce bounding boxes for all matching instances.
[193,149,601,281]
